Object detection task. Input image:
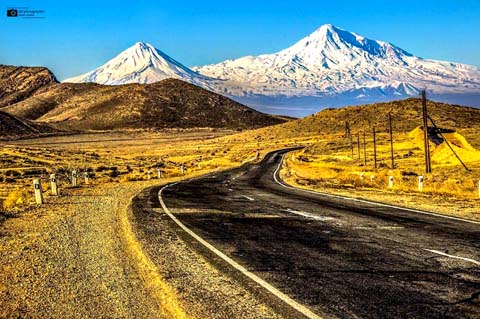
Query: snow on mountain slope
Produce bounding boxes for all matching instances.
[63,25,480,116]
[64,42,211,86]
[193,24,480,101]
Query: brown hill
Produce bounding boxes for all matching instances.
[254,98,480,138]
[2,78,286,130]
[0,65,58,108]
[0,110,58,140]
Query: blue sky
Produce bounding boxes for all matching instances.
[1,0,479,80]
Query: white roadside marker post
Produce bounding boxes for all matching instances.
[418,176,424,192]
[50,174,59,196]
[198,163,202,169]
[157,168,162,179]
[370,175,375,182]
[180,165,185,175]
[71,170,78,187]
[388,176,394,189]
[255,151,260,160]
[147,170,152,180]
[84,172,89,184]
[33,179,44,205]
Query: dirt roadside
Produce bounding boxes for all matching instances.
[0,176,286,319]
[0,181,162,318]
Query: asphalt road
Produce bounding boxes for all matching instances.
[159,149,480,319]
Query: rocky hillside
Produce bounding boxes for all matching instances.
[2,79,286,131]
[0,65,58,108]
[0,110,58,140]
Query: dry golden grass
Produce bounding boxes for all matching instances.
[2,97,480,219]
[280,127,480,220]
[0,128,309,213]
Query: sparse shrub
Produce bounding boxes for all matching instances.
[3,189,30,210]
[5,170,21,177]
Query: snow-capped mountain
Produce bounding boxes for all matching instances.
[193,24,480,115]
[64,25,480,116]
[64,42,211,86]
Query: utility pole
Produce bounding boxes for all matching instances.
[388,112,394,169]
[357,133,360,160]
[363,132,367,166]
[421,90,432,173]
[373,127,377,169]
[350,135,354,159]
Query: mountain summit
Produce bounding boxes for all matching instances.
[64,42,210,85]
[195,24,480,103]
[65,25,480,116]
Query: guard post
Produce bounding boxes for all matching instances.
[418,176,424,192]
[71,170,78,187]
[388,176,394,189]
[50,174,59,196]
[33,179,44,205]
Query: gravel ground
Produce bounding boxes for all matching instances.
[0,177,287,319]
[0,181,162,318]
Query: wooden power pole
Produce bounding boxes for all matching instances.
[388,112,394,169]
[373,127,377,169]
[357,133,360,160]
[363,132,367,166]
[421,90,432,173]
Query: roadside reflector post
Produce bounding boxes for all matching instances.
[33,179,44,205]
[418,176,424,192]
[198,163,202,169]
[370,175,375,182]
[180,165,185,175]
[71,170,78,187]
[84,172,89,184]
[388,176,394,189]
[147,170,152,179]
[50,174,59,196]
[157,168,162,179]
[291,154,295,161]
[255,151,260,160]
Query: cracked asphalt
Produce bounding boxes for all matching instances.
[160,149,480,319]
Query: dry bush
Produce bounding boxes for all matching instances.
[3,189,30,210]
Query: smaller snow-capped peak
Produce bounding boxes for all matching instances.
[64,42,209,85]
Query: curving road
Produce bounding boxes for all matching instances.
[159,149,480,319]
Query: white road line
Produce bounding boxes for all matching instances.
[158,184,323,319]
[273,154,480,225]
[241,195,255,201]
[424,249,480,266]
[284,209,334,222]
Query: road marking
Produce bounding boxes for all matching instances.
[158,184,323,319]
[284,209,334,222]
[424,249,480,266]
[241,195,255,201]
[273,154,480,225]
